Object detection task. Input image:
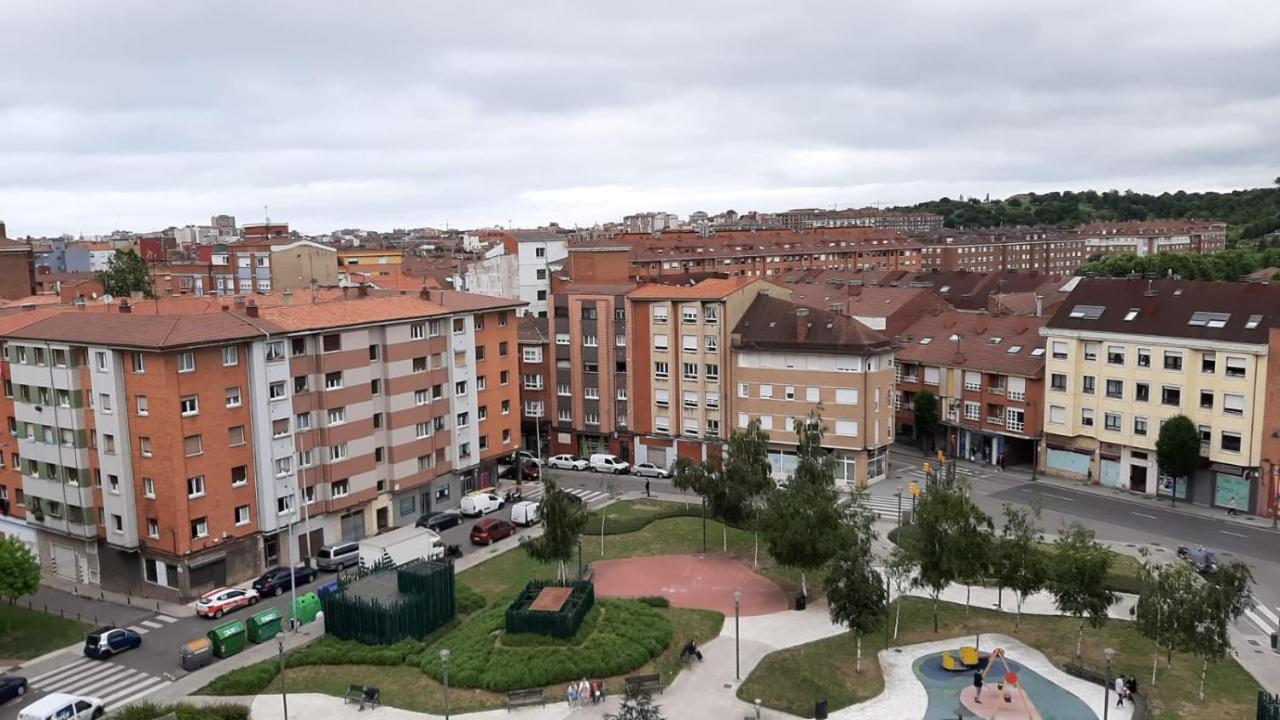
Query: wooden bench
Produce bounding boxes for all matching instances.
[506,687,545,711]
[344,685,365,705]
[624,674,662,698]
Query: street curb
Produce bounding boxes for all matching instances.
[12,641,80,670]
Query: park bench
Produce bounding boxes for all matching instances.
[344,685,364,705]
[507,687,545,711]
[624,674,662,698]
[344,685,380,710]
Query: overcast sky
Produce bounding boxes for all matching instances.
[2,1,1278,237]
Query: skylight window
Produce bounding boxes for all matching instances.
[1031,348,1046,356]
[1068,305,1105,320]
[987,337,1002,345]
[919,337,932,345]
[1124,308,1139,322]
[1187,311,1229,328]
[1007,345,1022,354]
[1246,314,1263,330]
[949,334,961,342]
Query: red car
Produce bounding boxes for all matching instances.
[196,586,260,618]
[470,519,516,545]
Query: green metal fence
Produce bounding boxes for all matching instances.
[504,580,595,639]
[322,559,456,645]
[1260,691,1280,720]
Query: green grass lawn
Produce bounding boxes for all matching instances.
[739,596,1258,720]
[0,603,93,659]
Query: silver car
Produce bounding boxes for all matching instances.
[547,454,589,471]
[632,462,671,479]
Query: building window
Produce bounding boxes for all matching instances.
[191,517,209,539]
[411,323,425,340]
[131,352,145,373]
[1134,416,1148,436]
[1137,348,1151,368]
[322,334,341,352]
[1104,412,1122,432]
[1135,383,1149,402]
[1221,431,1242,453]
[453,318,465,334]
[180,395,199,416]
[187,475,206,498]
[229,425,247,446]
[1163,351,1183,371]
[654,362,669,379]
[523,347,543,363]
[296,411,311,430]
[147,518,160,538]
[456,412,469,428]
[653,334,669,351]
[1201,352,1216,374]
[1223,393,1245,416]
[178,352,194,373]
[332,480,349,498]
[1081,408,1095,427]
[1050,373,1066,392]
[1105,379,1123,399]
[184,434,203,456]
[963,402,980,420]
[1081,376,1095,395]
[274,457,293,477]
[371,378,382,395]
[231,465,248,486]
[1083,343,1098,362]
[682,363,698,380]
[261,343,280,365]
[324,372,343,389]
[1161,386,1181,406]
[1049,405,1066,425]
[1225,356,1247,378]
[143,477,155,497]
[235,505,250,526]
[329,444,348,461]
[653,306,669,324]
[1106,346,1124,365]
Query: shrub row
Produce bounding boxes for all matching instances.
[198,660,279,696]
[419,599,672,691]
[501,605,601,648]
[455,582,487,615]
[199,636,427,696]
[637,596,670,608]
[115,704,248,720]
[582,506,705,535]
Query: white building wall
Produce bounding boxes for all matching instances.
[516,238,567,317]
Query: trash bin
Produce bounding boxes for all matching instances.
[179,637,214,672]
[316,579,340,600]
[206,620,248,658]
[794,593,807,611]
[1272,632,1278,651]
[247,608,284,644]
[814,698,829,719]
[291,592,322,626]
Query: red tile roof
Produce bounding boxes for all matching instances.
[6,311,276,349]
[897,311,1047,377]
[732,295,894,354]
[627,276,761,300]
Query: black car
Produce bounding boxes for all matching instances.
[416,510,463,532]
[0,675,26,704]
[252,565,318,596]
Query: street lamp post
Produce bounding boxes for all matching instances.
[1103,647,1115,720]
[734,590,742,681]
[577,536,583,579]
[276,633,288,720]
[894,489,903,527]
[440,648,451,720]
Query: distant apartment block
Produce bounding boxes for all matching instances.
[918,229,1087,274]
[1077,221,1227,258]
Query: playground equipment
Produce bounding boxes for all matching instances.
[940,645,986,671]
[965,648,1039,719]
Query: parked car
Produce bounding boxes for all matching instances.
[18,694,104,720]
[499,459,541,481]
[470,519,516,545]
[195,587,260,618]
[1177,545,1218,573]
[632,462,671,479]
[510,500,541,527]
[0,676,27,704]
[515,451,543,467]
[252,566,319,597]
[589,453,631,474]
[416,510,463,532]
[547,454,589,471]
[460,492,504,517]
[83,627,141,659]
[316,541,360,571]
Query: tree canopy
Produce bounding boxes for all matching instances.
[912,390,939,450]
[96,249,154,298]
[903,479,992,631]
[0,537,39,604]
[1156,415,1200,485]
[995,504,1048,629]
[1046,523,1118,660]
[521,478,588,581]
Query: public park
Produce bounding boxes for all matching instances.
[184,417,1264,720]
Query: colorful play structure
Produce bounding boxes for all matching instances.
[940,644,987,671]
[946,647,1041,719]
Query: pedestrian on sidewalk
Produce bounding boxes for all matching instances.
[1126,675,1137,701]
[645,479,650,497]
[1115,676,1126,706]
[567,682,579,708]
[578,678,590,707]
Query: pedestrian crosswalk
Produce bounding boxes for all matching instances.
[520,485,610,506]
[25,656,170,708]
[125,613,178,636]
[1243,599,1280,637]
[858,495,910,522]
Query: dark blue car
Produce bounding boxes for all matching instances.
[83,626,142,659]
[0,675,27,704]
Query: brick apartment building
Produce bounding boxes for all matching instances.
[0,237,36,301]
[1076,221,1228,258]
[918,229,1087,274]
[517,316,550,456]
[0,288,522,600]
[776,208,944,234]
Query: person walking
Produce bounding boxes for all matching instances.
[645,479,650,497]
[1126,675,1138,699]
[1115,676,1126,706]
[578,678,590,707]
[567,682,578,709]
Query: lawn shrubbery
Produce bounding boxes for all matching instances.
[199,660,279,696]
[114,704,248,720]
[583,504,705,535]
[418,599,671,691]
[500,605,601,648]
[456,582,487,615]
[638,596,670,608]
[199,637,428,696]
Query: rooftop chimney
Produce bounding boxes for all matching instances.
[283,290,293,305]
[1034,294,1043,317]
[119,300,131,314]
[234,296,245,306]
[246,300,259,318]
[420,286,431,301]
[357,283,369,298]
[796,307,810,342]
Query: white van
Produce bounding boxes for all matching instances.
[510,500,541,527]
[460,492,503,517]
[19,694,104,720]
[589,453,631,474]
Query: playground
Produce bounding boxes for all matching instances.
[590,553,791,616]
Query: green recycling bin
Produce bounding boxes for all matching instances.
[206,620,247,658]
[291,592,322,626]
[247,608,284,644]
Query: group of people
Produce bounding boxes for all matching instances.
[1115,675,1139,706]
[566,677,604,708]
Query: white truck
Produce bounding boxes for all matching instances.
[358,526,445,569]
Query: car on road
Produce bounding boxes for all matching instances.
[470,518,516,545]
[547,454,589,471]
[1177,545,1218,573]
[589,453,630,474]
[632,462,671,479]
[499,459,541,482]
[515,451,543,466]
[0,675,27,704]
[460,492,504,517]
[416,510,464,532]
[18,693,104,720]
[196,586,260,618]
[83,627,141,659]
[316,541,360,571]
[252,566,319,597]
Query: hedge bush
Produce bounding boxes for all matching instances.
[582,506,705,535]
[500,605,601,648]
[198,660,278,696]
[419,599,672,691]
[456,582,486,615]
[115,704,248,720]
[199,636,427,696]
[638,596,670,608]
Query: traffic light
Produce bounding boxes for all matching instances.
[922,462,933,478]
[937,450,946,463]
[909,481,920,497]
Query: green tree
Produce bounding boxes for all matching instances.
[912,390,939,452]
[1156,415,1200,508]
[603,692,664,720]
[95,249,154,298]
[1187,560,1252,701]
[904,480,991,631]
[759,411,843,597]
[0,537,39,605]
[1134,558,1200,686]
[671,457,717,554]
[722,419,773,558]
[823,501,886,672]
[1046,523,1118,660]
[521,478,588,581]
[885,546,916,641]
[995,504,1048,630]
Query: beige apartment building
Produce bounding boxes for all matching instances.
[731,296,897,487]
[1040,278,1276,510]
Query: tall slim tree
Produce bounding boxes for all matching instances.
[995,504,1048,629]
[671,457,717,553]
[907,479,991,631]
[1046,523,1118,660]
[824,502,886,672]
[759,411,843,597]
[95,249,155,298]
[912,390,940,452]
[1189,560,1253,701]
[603,691,665,720]
[721,419,773,550]
[1134,558,1199,686]
[0,537,39,606]
[1156,415,1199,508]
[885,546,916,641]
[521,478,588,581]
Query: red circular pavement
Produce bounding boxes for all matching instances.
[591,554,790,616]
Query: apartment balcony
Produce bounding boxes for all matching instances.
[986,416,1004,426]
[1008,390,1026,402]
[1007,418,1025,433]
[18,437,90,469]
[988,386,1005,396]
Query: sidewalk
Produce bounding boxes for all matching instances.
[24,575,194,628]
[884,444,1279,533]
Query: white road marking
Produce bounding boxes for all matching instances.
[1245,608,1275,636]
[1016,488,1075,501]
[25,657,94,684]
[140,620,163,629]
[99,677,169,707]
[126,625,148,635]
[76,667,141,697]
[154,614,178,623]
[1130,512,1157,519]
[41,662,132,693]
[1221,530,1247,538]
[1256,604,1280,628]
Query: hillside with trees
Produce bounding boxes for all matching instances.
[898,179,1280,242]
